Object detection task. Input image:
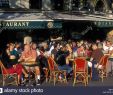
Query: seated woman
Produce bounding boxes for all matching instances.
[1,43,28,85]
[77,45,87,57]
[37,46,48,78]
[19,44,40,85]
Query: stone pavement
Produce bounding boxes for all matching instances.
[0,75,113,87]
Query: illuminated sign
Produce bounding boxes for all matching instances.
[1,22,29,27]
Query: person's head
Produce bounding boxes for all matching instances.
[42,42,48,50]
[65,44,72,52]
[72,42,77,47]
[31,43,37,50]
[77,42,81,47]
[39,46,45,52]
[62,45,67,51]
[24,44,31,52]
[92,43,98,50]
[106,40,111,46]
[9,43,15,51]
[85,45,89,50]
[54,44,58,49]
[80,45,85,50]
[15,42,21,49]
[96,39,100,43]
[98,43,103,49]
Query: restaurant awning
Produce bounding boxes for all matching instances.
[46,11,113,28]
[0,20,62,29]
[93,21,113,28]
[0,12,62,29]
[0,12,113,29]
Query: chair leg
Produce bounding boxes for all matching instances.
[46,77,48,83]
[45,71,48,83]
[90,68,92,80]
[101,71,104,82]
[16,76,18,86]
[49,77,51,83]
[73,74,76,86]
[49,72,52,83]
[84,78,87,86]
[86,74,88,85]
[45,70,49,83]
[73,79,75,86]
[64,72,67,84]
[3,76,5,86]
[53,72,56,86]
[65,77,67,84]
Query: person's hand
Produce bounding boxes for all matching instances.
[10,55,16,59]
[95,63,99,68]
[24,56,32,62]
[13,65,16,69]
[6,49,10,56]
[43,67,47,70]
[18,59,23,62]
[18,59,21,62]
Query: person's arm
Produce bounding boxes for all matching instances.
[51,50,55,60]
[109,50,113,55]
[18,52,25,62]
[90,57,93,62]
[31,51,37,61]
[51,54,55,60]
[90,51,94,62]
[21,51,37,62]
[1,50,12,68]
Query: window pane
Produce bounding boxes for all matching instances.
[0,0,9,8]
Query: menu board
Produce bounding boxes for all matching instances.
[0,0,9,8]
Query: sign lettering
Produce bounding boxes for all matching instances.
[1,22,29,27]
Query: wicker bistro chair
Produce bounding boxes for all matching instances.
[43,68,49,83]
[73,57,88,86]
[97,55,109,82]
[0,60,18,86]
[47,57,67,86]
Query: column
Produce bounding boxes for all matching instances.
[9,0,29,9]
[64,0,72,11]
[9,0,20,8]
[20,0,29,9]
[42,0,52,10]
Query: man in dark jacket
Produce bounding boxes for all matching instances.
[56,46,72,74]
[90,43,104,80]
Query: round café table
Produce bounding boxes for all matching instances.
[21,61,38,86]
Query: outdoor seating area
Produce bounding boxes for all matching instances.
[0,39,113,87]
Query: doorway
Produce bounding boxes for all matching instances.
[53,0,64,10]
[29,0,42,9]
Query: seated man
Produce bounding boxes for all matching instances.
[56,45,72,78]
[19,44,40,85]
[1,43,28,85]
[89,43,104,80]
